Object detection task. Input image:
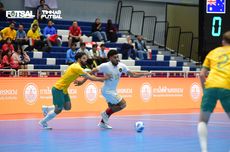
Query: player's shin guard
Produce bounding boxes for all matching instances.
[198,122,208,152]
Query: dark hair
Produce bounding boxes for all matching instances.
[47,20,53,24]
[6,37,12,42]
[223,31,230,44]
[107,49,118,58]
[100,44,105,47]
[0,2,4,8]
[75,52,87,60]
[92,44,98,48]
[32,24,38,28]
[80,42,85,47]
[70,43,76,47]
[107,19,112,26]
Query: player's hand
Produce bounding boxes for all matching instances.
[103,74,112,81]
[74,80,82,86]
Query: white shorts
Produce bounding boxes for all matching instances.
[101,89,122,104]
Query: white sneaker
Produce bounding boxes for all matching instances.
[98,122,112,129]
[42,105,48,117]
[39,120,52,130]
[101,112,109,124]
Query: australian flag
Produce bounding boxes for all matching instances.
[206,0,225,14]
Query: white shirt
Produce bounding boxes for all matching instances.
[97,62,129,91]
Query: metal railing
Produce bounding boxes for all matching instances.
[0,69,17,77]
[17,69,64,77]
[115,1,199,62]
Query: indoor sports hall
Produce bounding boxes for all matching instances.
[0,0,229,152]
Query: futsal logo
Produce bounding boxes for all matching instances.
[84,83,98,104]
[24,83,38,105]
[6,10,35,19]
[140,83,152,102]
[190,82,201,102]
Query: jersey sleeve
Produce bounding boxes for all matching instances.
[121,63,130,74]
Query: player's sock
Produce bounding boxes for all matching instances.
[46,105,55,112]
[42,111,57,123]
[198,122,208,152]
[105,108,114,117]
[42,105,55,116]
[101,108,114,123]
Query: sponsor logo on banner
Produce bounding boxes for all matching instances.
[0,89,18,100]
[24,83,38,105]
[6,10,35,19]
[190,82,201,102]
[41,10,62,19]
[152,86,184,97]
[117,88,133,98]
[140,83,152,102]
[84,83,98,104]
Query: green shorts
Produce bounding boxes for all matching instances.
[52,87,70,109]
[201,88,230,112]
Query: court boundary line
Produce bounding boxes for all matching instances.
[0,112,226,122]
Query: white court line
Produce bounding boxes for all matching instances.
[0,112,226,122]
[113,117,230,125]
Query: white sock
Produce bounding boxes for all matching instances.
[198,122,208,152]
[44,105,55,112]
[41,111,57,123]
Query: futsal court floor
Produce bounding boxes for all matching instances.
[0,112,229,152]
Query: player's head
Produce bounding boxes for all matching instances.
[222,31,230,46]
[75,52,88,66]
[107,49,119,66]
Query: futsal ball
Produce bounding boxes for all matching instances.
[135,121,144,132]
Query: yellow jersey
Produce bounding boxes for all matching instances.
[203,46,230,89]
[54,63,85,94]
[27,29,41,40]
[1,27,16,40]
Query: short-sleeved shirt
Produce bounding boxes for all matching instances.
[97,62,129,91]
[1,27,16,40]
[203,46,230,89]
[54,63,85,94]
[16,30,26,39]
[69,26,82,36]
[27,29,41,40]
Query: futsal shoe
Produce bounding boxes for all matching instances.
[42,105,48,117]
[98,122,112,129]
[101,111,109,124]
[39,120,52,130]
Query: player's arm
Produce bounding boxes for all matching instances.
[199,67,209,89]
[127,71,152,78]
[83,72,111,82]
[74,68,100,86]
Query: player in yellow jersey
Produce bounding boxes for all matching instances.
[39,52,111,130]
[198,31,230,152]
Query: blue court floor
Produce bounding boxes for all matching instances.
[0,113,229,152]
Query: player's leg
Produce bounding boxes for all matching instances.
[219,89,230,119]
[198,88,218,152]
[39,87,65,129]
[63,94,71,111]
[99,90,126,128]
[42,105,55,116]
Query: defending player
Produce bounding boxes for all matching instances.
[198,31,230,152]
[39,52,111,130]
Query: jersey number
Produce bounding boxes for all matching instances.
[217,54,229,70]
